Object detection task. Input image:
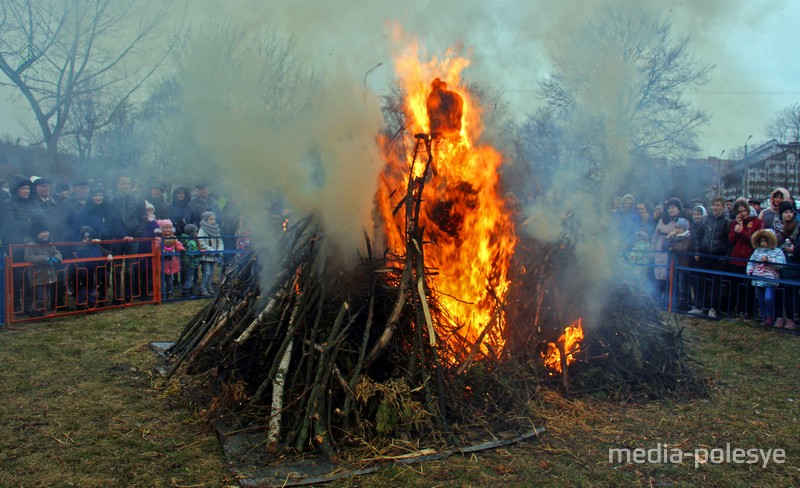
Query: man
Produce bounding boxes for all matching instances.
[110,175,146,304]
[188,183,221,226]
[29,177,68,307]
[748,197,763,217]
[690,196,730,318]
[29,178,67,243]
[64,179,91,240]
[148,182,169,220]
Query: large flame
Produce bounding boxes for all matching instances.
[542,318,584,374]
[377,44,517,361]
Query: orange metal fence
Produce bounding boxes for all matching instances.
[4,238,161,325]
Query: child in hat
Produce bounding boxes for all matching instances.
[747,229,786,327]
[24,220,63,317]
[157,219,185,299]
[180,224,200,296]
[663,218,693,311]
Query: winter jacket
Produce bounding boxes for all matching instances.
[728,217,764,267]
[197,227,224,263]
[110,193,146,237]
[694,212,730,257]
[662,230,692,267]
[78,200,128,241]
[24,242,62,286]
[0,194,35,247]
[747,247,785,287]
[161,237,185,276]
[169,187,192,235]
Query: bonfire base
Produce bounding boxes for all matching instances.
[214,415,545,488]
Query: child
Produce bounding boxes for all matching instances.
[157,219,185,299]
[747,229,786,327]
[663,218,693,311]
[71,226,112,310]
[179,224,200,296]
[24,220,63,317]
[197,211,224,296]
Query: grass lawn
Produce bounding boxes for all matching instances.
[1,304,798,487]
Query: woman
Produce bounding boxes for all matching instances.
[169,186,192,236]
[651,197,682,304]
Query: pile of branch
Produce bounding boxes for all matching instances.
[568,283,707,399]
[164,167,535,461]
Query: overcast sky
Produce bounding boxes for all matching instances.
[1,0,798,157]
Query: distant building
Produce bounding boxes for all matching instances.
[712,140,800,201]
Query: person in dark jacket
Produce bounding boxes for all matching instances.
[689,196,731,317]
[0,179,35,312]
[168,186,192,235]
[188,183,221,227]
[109,175,145,304]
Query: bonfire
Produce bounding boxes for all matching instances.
[162,50,703,483]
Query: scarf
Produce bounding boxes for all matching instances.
[200,217,220,236]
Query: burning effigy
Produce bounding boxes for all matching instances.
[161,48,704,483]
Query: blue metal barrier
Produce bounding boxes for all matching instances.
[160,235,251,302]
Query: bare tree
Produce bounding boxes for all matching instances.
[0,0,174,174]
[765,103,800,143]
[535,8,712,162]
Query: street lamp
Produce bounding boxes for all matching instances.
[717,149,725,195]
[363,62,383,103]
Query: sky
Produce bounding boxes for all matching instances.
[1,0,799,156]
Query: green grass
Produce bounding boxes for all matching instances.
[1,307,799,487]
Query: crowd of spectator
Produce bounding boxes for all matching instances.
[614,188,800,330]
[0,175,254,317]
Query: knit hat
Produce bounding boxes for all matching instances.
[201,211,216,222]
[157,219,173,231]
[145,200,155,211]
[778,201,795,217]
[13,179,31,193]
[183,224,198,235]
[29,220,49,236]
[674,218,690,230]
[89,184,105,196]
[55,182,70,194]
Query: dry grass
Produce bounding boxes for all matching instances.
[2,306,799,487]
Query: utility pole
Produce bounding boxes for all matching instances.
[742,134,753,197]
[717,150,725,196]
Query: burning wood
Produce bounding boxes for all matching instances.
[542,318,584,375]
[162,54,704,476]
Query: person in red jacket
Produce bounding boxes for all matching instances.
[728,197,764,317]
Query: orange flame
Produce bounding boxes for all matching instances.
[377,44,517,361]
[542,318,584,374]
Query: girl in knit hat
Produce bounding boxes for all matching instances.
[747,229,785,327]
[197,211,224,296]
[157,219,185,299]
